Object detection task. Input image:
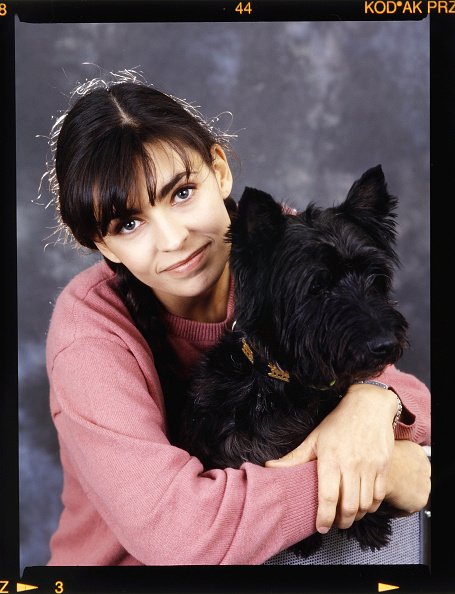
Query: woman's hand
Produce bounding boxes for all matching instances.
[265,383,398,534]
[385,440,431,513]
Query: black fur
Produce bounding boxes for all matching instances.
[177,165,409,557]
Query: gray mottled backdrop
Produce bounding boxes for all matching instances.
[16,19,430,570]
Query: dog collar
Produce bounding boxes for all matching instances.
[231,322,291,383]
[231,321,337,390]
[241,338,291,383]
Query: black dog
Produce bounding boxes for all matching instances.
[178,165,409,557]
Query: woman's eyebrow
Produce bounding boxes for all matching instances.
[158,171,191,200]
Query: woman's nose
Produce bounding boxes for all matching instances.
[153,210,189,252]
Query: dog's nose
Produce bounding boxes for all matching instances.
[367,337,397,356]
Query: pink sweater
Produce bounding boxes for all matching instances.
[46,260,431,566]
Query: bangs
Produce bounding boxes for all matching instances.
[93,133,202,238]
[53,81,229,249]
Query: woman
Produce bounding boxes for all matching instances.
[45,74,431,565]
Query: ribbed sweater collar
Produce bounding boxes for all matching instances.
[163,275,235,344]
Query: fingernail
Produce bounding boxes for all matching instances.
[317,526,329,534]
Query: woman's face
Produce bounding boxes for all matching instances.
[95,142,233,317]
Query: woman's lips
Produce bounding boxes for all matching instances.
[162,244,209,274]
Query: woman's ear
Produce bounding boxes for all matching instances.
[93,240,122,264]
[211,144,233,199]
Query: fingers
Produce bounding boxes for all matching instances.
[267,441,341,533]
[334,469,388,527]
[265,436,317,468]
[265,424,394,534]
[315,455,343,533]
[353,474,384,521]
[334,472,361,529]
[270,443,390,532]
[318,472,388,531]
[371,472,387,512]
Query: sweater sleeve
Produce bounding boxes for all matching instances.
[375,365,431,444]
[50,337,319,565]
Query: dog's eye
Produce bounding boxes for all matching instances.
[372,274,390,293]
[309,272,330,295]
[309,279,322,294]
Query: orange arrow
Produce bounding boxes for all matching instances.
[16,584,38,592]
[378,584,399,592]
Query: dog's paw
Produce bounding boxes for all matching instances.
[291,532,323,558]
[341,510,393,551]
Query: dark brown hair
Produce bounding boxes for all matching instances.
[51,77,233,247]
[48,74,237,440]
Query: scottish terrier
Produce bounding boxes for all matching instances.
[178,165,409,557]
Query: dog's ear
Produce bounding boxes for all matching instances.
[338,165,398,248]
[227,186,286,249]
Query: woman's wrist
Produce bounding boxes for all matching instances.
[344,381,400,427]
[353,380,403,429]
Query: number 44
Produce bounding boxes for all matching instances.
[235,2,252,14]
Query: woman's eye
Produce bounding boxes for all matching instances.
[174,186,193,203]
[119,219,140,234]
